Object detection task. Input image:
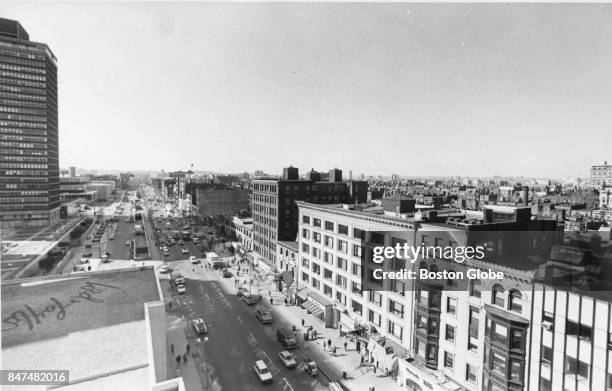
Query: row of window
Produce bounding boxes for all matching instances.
[0,163,48,169]
[0,120,48,129]
[0,63,46,75]
[0,77,47,89]
[0,83,47,96]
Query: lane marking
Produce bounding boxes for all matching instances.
[236,316,244,324]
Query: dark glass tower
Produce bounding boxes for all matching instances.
[0,18,60,230]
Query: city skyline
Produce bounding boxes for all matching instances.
[3,2,612,178]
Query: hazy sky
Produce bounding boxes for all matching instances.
[2,2,611,178]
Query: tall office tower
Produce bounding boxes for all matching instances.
[0,18,60,229]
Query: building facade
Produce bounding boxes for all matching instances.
[0,18,60,229]
[295,201,558,391]
[591,162,612,186]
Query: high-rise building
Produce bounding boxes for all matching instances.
[0,18,60,229]
[251,167,368,266]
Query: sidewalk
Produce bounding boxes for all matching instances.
[166,312,206,391]
[225,261,401,391]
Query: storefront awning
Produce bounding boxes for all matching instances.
[301,300,324,316]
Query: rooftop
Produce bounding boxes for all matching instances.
[1,268,160,389]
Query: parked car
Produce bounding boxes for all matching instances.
[189,256,199,264]
[176,284,186,294]
[253,360,273,383]
[181,248,189,255]
[191,318,207,334]
[278,351,297,368]
[222,269,232,278]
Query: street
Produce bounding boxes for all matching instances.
[163,261,328,391]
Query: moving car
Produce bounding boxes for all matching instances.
[255,306,273,324]
[276,328,297,349]
[181,248,189,255]
[303,358,318,377]
[178,240,184,245]
[176,284,186,294]
[278,351,297,368]
[191,318,207,334]
[158,265,171,274]
[242,293,260,305]
[222,269,232,278]
[253,360,273,383]
[125,240,131,246]
[189,256,199,264]
[236,287,248,297]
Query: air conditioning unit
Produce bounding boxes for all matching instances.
[542,320,553,331]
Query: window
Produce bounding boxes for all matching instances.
[566,320,592,341]
[302,215,310,224]
[324,268,332,280]
[338,224,349,235]
[511,329,524,350]
[466,364,477,384]
[509,360,522,382]
[352,300,363,315]
[302,243,310,253]
[468,307,479,351]
[302,257,309,268]
[369,291,382,306]
[492,284,505,307]
[302,228,310,239]
[418,289,429,306]
[312,278,320,289]
[389,299,404,318]
[470,279,482,298]
[509,290,522,313]
[353,228,365,240]
[312,263,320,274]
[352,281,362,296]
[351,262,361,277]
[324,252,332,264]
[335,274,347,289]
[388,320,403,340]
[336,291,346,305]
[323,284,332,297]
[368,309,381,327]
[353,244,362,257]
[447,297,457,315]
[313,232,321,243]
[444,351,454,369]
[491,352,506,375]
[301,272,309,282]
[336,257,347,270]
[313,218,321,227]
[325,221,334,231]
[324,236,333,247]
[337,240,348,253]
[564,355,589,382]
[492,323,508,345]
[312,247,320,259]
[417,315,427,330]
[445,324,455,342]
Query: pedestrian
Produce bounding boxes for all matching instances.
[170,343,174,354]
[186,344,190,354]
[284,298,288,305]
[333,347,337,356]
[323,341,326,351]
[373,366,376,374]
[183,353,188,363]
[360,356,364,367]
[376,361,379,368]
[301,318,305,326]
[270,297,273,305]
[328,338,332,348]
[176,355,181,365]
[344,341,348,351]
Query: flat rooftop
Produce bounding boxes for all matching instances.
[1,268,160,390]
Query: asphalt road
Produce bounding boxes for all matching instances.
[167,262,328,391]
